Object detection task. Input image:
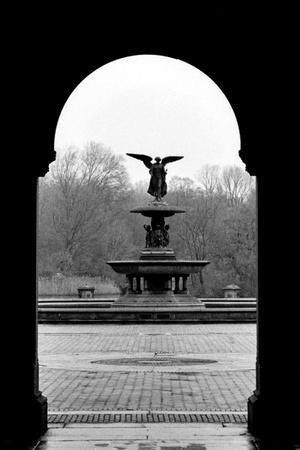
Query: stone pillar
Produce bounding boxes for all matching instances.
[3,177,48,447]
[136,276,142,293]
[247,176,300,442]
[143,278,148,290]
[182,275,188,293]
[127,275,134,293]
[174,276,180,293]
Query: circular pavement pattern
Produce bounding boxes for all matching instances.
[91,356,218,366]
[40,351,255,372]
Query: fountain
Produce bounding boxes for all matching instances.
[38,156,256,322]
[107,153,210,314]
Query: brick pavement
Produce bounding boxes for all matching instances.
[39,324,256,412]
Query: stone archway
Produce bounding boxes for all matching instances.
[4,47,300,448]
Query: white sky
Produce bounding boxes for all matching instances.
[54,54,242,183]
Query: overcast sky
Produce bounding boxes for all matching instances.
[54,55,242,183]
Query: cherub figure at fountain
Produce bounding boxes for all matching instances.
[163,224,170,247]
[144,224,152,248]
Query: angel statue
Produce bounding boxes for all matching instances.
[126,153,183,201]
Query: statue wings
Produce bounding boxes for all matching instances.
[161,156,183,166]
[126,153,153,169]
[126,153,183,168]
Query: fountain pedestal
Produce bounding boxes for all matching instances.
[108,202,209,310]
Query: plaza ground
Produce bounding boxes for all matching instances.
[39,323,255,413]
[36,323,260,448]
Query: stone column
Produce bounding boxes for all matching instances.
[182,275,188,293]
[136,276,142,293]
[247,176,300,442]
[127,275,134,293]
[3,177,48,447]
[174,276,180,293]
[143,278,148,290]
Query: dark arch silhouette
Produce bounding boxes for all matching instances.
[4,32,299,448]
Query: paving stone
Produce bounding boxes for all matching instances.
[37,423,256,449]
[39,324,255,414]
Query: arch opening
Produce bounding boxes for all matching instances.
[38,54,257,426]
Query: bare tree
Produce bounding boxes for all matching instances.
[174,192,222,294]
[221,166,254,206]
[44,142,129,268]
[168,176,196,205]
[196,164,222,196]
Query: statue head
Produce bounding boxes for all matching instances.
[154,157,161,163]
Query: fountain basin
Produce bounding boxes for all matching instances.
[107,260,209,275]
[130,205,185,217]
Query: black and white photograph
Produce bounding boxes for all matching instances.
[3,7,299,450]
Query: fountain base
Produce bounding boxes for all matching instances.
[112,291,206,308]
[107,201,210,317]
